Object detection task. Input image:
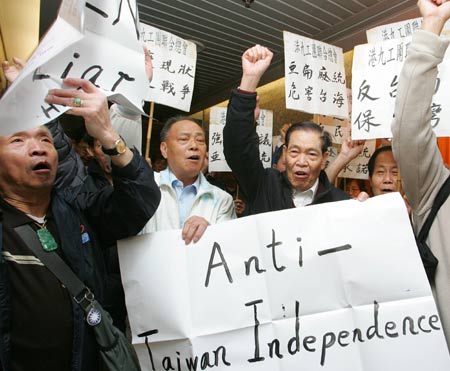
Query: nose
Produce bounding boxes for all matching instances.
[297,153,308,166]
[30,140,48,157]
[188,137,198,150]
[383,171,393,183]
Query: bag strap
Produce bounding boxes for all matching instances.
[417,174,450,242]
[14,224,94,312]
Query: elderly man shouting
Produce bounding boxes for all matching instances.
[0,78,160,371]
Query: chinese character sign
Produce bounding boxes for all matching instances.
[209,107,273,172]
[284,31,349,119]
[256,110,273,168]
[118,193,450,371]
[0,0,148,136]
[352,37,450,140]
[209,107,229,172]
[366,17,450,43]
[141,23,197,112]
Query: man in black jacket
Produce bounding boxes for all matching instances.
[224,45,349,215]
[0,78,161,371]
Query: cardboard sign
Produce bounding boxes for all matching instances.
[209,107,273,172]
[0,0,147,136]
[118,193,450,371]
[284,31,348,119]
[141,23,197,112]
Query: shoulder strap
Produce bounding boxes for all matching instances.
[14,224,93,311]
[417,174,450,242]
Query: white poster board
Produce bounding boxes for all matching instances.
[0,0,148,136]
[366,17,450,43]
[141,23,197,112]
[209,107,273,172]
[119,193,450,371]
[352,37,450,140]
[284,31,348,119]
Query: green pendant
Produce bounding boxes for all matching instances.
[37,228,58,252]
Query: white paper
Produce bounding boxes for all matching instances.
[352,37,450,140]
[119,193,450,371]
[0,0,147,136]
[141,23,197,112]
[284,31,349,119]
[209,107,273,172]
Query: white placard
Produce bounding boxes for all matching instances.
[284,31,349,119]
[0,0,147,136]
[366,17,450,43]
[141,23,197,112]
[209,107,273,172]
[119,194,450,371]
[352,37,450,140]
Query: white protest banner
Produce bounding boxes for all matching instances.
[209,107,273,172]
[284,31,348,119]
[141,23,197,112]
[352,37,450,140]
[119,193,450,371]
[366,17,450,43]
[0,0,147,136]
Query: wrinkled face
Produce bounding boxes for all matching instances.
[370,151,398,196]
[0,126,58,198]
[160,120,206,185]
[283,130,328,192]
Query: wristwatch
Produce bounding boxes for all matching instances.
[102,136,127,156]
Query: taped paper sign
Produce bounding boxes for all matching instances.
[0,0,147,136]
[141,23,197,112]
[366,17,450,43]
[209,107,273,172]
[118,193,450,371]
[284,31,348,119]
[352,36,450,139]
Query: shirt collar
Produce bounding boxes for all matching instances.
[168,167,200,192]
[293,178,319,199]
[0,197,53,228]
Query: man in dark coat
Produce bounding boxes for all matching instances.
[0,78,160,371]
[224,45,349,215]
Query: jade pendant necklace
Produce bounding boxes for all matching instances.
[33,218,58,252]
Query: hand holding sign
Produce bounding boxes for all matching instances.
[240,45,273,91]
[46,78,133,167]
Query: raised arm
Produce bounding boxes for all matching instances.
[391,0,450,215]
[223,45,273,202]
[325,127,365,184]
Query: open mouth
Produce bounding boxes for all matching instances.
[295,170,308,178]
[187,155,200,161]
[381,188,395,193]
[32,161,51,172]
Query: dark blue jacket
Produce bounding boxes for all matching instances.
[0,150,161,371]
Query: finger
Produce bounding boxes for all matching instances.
[46,92,87,108]
[63,78,97,93]
[182,223,197,245]
[192,222,208,244]
[12,57,26,69]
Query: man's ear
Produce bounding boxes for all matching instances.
[160,141,168,159]
[321,151,329,170]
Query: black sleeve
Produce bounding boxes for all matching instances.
[223,90,266,204]
[75,149,161,245]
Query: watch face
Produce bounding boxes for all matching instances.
[116,139,127,154]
